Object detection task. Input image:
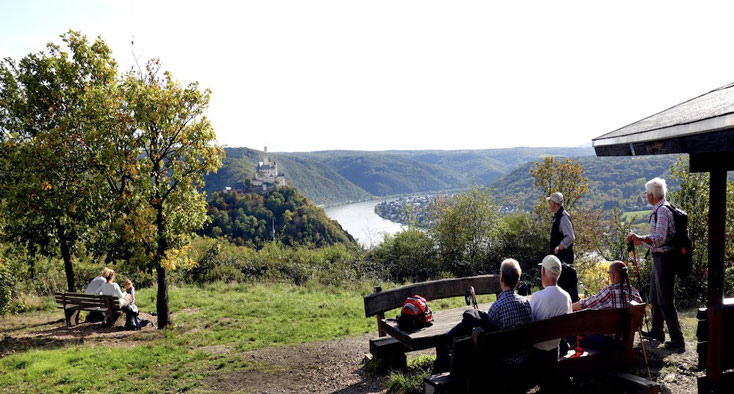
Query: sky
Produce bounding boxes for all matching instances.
[3,1,734,152]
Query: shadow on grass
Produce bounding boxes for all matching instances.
[1,315,161,358]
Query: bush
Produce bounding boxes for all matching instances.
[493,213,549,288]
[180,237,374,287]
[575,255,611,297]
[367,228,437,282]
[0,262,15,315]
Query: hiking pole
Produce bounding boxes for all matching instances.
[637,322,653,380]
[622,266,653,381]
[465,286,478,310]
[627,242,651,334]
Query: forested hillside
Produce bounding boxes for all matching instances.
[199,186,357,249]
[206,147,595,205]
[491,154,682,211]
[203,148,373,206]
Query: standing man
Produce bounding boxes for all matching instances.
[626,177,685,351]
[547,192,579,302]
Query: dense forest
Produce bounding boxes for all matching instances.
[199,186,357,249]
[203,148,373,206]
[204,147,595,205]
[204,147,689,213]
[491,154,682,211]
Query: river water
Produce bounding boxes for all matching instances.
[324,200,404,248]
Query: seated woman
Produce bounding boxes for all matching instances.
[97,269,131,327]
[122,279,146,330]
[84,267,113,322]
[84,267,112,295]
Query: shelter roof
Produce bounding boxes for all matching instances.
[593,82,734,156]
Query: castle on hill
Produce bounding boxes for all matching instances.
[251,146,286,191]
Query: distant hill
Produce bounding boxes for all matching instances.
[490,154,682,211]
[203,148,373,206]
[205,146,684,209]
[200,186,357,249]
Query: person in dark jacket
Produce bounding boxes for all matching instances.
[547,192,579,303]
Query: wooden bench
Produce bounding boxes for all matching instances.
[54,292,122,327]
[425,301,659,393]
[363,275,501,369]
[696,297,734,392]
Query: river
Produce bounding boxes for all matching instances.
[324,200,405,248]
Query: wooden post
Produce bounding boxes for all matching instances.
[705,169,726,390]
[374,286,386,337]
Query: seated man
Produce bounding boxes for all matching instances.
[529,255,572,392]
[530,255,572,362]
[572,261,642,311]
[434,258,531,372]
[572,261,642,349]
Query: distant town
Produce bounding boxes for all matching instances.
[374,195,439,226]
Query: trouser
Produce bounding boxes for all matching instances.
[123,305,140,330]
[529,346,564,392]
[434,309,489,371]
[650,252,684,344]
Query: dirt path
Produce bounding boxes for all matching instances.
[203,334,388,394]
[1,312,702,393]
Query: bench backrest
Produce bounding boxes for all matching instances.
[54,292,122,310]
[364,274,501,317]
[472,301,645,362]
[696,297,734,370]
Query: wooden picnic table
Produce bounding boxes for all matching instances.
[378,303,493,350]
[363,275,502,369]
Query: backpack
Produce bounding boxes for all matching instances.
[397,295,433,331]
[654,204,693,278]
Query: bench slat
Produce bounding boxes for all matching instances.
[476,308,628,353]
[364,275,500,317]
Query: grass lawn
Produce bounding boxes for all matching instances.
[0,281,479,393]
[621,209,652,222]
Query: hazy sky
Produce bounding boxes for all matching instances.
[3,1,734,152]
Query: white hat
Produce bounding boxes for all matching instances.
[546,192,563,205]
[539,255,562,276]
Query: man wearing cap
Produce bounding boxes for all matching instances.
[547,192,579,302]
[529,255,572,390]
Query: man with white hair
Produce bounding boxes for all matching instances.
[626,177,684,351]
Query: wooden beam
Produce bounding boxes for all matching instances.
[705,169,727,389]
[690,152,734,173]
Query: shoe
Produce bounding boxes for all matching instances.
[640,331,664,342]
[664,341,685,351]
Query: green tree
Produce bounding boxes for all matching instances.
[529,156,589,212]
[0,31,118,291]
[429,185,500,275]
[113,60,224,328]
[667,156,734,306]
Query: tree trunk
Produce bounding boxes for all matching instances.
[155,264,170,329]
[56,219,75,292]
[154,199,171,329]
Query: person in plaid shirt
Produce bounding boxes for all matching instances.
[433,259,531,373]
[572,261,642,311]
[626,177,684,350]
